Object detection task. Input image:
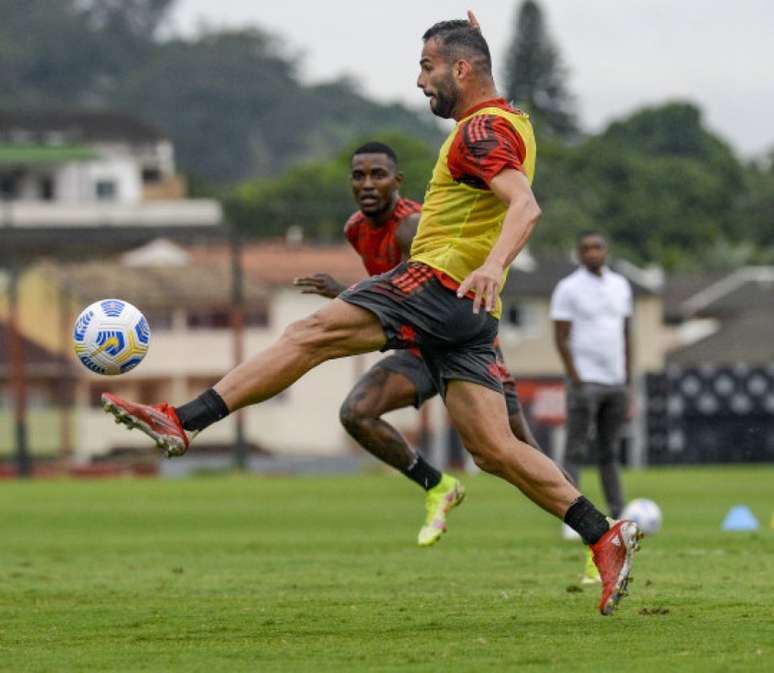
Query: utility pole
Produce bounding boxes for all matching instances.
[3,189,31,477]
[7,261,31,477]
[229,220,248,470]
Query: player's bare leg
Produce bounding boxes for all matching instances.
[103,300,387,454]
[507,407,540,451]
[445,380,641,615]
[339,365,464,546]
[339,367,421,471]
[214,299,386,411]
[446,381,578,516]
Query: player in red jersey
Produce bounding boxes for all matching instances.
[294,141,540,547]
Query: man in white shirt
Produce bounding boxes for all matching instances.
[550,231,632,522]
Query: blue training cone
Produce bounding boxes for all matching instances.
[722,505,759,532]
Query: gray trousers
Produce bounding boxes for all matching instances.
[564,381,627,518]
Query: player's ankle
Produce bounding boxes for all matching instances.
[563,496,610,545]
[402,456,442,491]
[176,388,229,432]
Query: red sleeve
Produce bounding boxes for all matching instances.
[447,115,526,188]
[343,214,361,252]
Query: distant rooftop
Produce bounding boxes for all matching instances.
[39,259,268,311]
[667,310,774,365]
[0,110,166,145]
[188,240,367,287]
[503,253,660,298]
[663,266,774,365]
[663,267,774,322]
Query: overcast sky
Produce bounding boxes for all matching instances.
[171,0,773,157]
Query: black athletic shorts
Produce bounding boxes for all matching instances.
[340,261,512,401]
[376,349,522,414]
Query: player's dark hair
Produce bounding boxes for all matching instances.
[576,229,607,245]
[352,142,398,166]
[422,20,492,75]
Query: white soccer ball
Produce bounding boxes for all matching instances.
[622,498,662,536]
[73,299,151,376]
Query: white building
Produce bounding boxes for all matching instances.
[0,110,220,233]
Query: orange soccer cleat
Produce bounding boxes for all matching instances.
[590,520,643,616]
[101,392,190,457]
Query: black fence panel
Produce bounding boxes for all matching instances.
[646,365,774,464]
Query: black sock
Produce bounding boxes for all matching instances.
[176,388,230,432]
[401,456,442,491]
[564,496,610,545]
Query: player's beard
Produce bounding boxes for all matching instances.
[429,72,460,119]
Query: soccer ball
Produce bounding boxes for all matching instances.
[621,498,662,536]
[73,299,151,375]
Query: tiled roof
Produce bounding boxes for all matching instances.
[667,309,774,365]
[502,254,658,298]
[38,260,268,310]
[663,267,774,322]
[188,240,367,287]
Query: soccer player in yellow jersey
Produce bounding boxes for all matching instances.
[102,14,642,616]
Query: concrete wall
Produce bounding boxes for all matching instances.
[55,154,141,203]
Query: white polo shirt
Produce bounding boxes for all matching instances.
[549,266,632,385]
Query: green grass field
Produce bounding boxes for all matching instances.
[1,466,773,672]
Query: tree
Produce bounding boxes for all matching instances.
[736,153,774,255]
[503,0,578,140]
[530,102,749,270]
[0,1,441,184]
[226,133,437,241]
[0,1,103,107]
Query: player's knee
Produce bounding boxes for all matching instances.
[339,396,376,435]
[339,398,361,434]
[467,441,507,475]
[283,312,335,349]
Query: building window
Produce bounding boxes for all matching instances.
[40,176,55,201]
[90,383,118,408]
[142,309,173,331]
[142,167,162,183]
[0,174,18,200]
[187,309,231,329]
[137,380,165,405]
[245,306,269,328]
[505,303,523,327]
[501,300,541,337]
[95,179,116,201]
[186,306,269,329]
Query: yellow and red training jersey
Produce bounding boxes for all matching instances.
[344,197,421,276]
[410,98,537,318]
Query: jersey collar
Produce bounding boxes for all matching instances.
[459,97,512,119]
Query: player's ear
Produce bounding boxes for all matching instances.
[395,171,405,187]
[453,58,472,81]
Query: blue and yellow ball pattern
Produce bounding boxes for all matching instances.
[73,299,151,375]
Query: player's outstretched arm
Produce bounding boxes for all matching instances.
[457,169,541,313]
[293,273,347,299]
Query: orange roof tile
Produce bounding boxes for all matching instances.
[188,240,367,286]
